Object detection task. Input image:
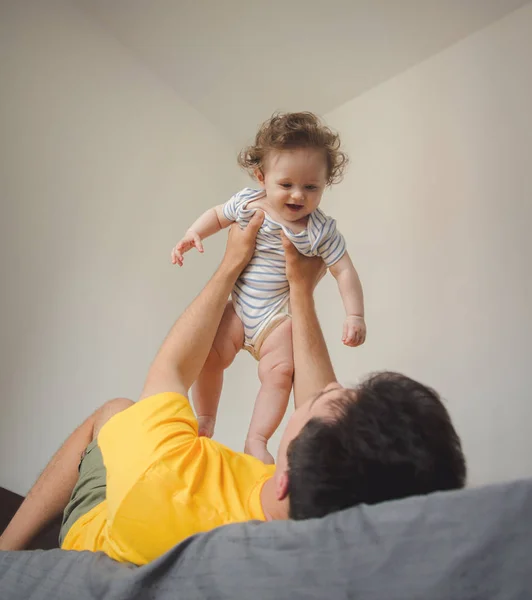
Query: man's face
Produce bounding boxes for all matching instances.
[274,383,348,494]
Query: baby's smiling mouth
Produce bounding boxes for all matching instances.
[286,204,304,212]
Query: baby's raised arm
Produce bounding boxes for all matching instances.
[171,205,232,266]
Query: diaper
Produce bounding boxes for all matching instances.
[235,300,291,361]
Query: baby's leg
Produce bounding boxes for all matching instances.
[193,302,244,437]
[245,319,294,464]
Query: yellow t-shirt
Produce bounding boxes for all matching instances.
[61,392,275,565]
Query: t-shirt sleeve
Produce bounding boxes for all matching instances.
[222,188,247,221]
[222,188,263,221]
[98,393,197,520]
[316,216,347,267]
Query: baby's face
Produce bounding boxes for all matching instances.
[258,148,328,223]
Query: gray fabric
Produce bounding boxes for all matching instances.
[1,478,531,600]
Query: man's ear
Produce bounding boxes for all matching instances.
[275,470,289,501]
[255,168,265,186]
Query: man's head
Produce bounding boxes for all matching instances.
[274,372,466,520]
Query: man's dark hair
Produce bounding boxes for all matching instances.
[287,372,466,520]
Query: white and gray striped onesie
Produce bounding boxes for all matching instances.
[223,188,347,360]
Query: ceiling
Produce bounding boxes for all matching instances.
[76,0,530,145]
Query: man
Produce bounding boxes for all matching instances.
[0,213,466,563]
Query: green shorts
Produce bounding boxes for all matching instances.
[58,438,107,547]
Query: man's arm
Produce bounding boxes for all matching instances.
[141,211,264,400]
[282,234,337,409]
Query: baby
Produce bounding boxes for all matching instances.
[171,112,366,463]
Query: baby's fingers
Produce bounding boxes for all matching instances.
[171,247,179,265]
[192,233,204,253]
[342,320,348,343]
[172,246,185,267]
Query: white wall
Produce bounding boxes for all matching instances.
[0,0,250,495]
[1,0,531,497]
[321,4,532,486]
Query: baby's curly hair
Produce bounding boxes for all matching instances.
[238,112,348,185]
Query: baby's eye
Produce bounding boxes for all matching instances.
[280,183,292,189]
[305,185,318,191]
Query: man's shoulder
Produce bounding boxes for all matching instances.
[202,440,275,477]
[99,392,196,442]
[128,392,192,420]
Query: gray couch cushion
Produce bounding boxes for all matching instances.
[1,478,531,599]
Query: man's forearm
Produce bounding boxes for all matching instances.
[142,262,240,398]
[143,211,263,400]
[290,287,337,409]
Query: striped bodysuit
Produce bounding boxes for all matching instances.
[223,188,346,359]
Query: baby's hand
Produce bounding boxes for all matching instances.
[171,230,204,266]
[342,315,366,347]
